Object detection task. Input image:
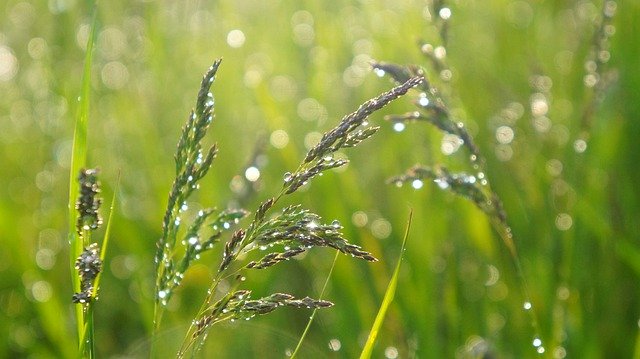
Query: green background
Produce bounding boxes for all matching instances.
[1,0,639,357]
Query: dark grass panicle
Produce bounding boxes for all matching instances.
[72,169,104,305]
[72,243,102,304]
[192,290,333,339]
[76,168,103,235]
[180,73,422,357]
[373,0,541,354]
[154,59,249,310]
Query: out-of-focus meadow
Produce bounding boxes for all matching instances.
[1,0,639,357]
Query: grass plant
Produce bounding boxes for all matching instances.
[1,0,638,358]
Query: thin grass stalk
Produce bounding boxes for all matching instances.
[290,251,339,358]
[68,9,97,355]
[360,211,412,359]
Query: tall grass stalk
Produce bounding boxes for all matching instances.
[67,10,98,357]
[360,211,412,359]
[374,1,547,353]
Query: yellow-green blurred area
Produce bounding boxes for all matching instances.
[1,0,639,357]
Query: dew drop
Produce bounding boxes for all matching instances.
[181,202,188,211]
[205,93,214,107]
[533,337,542,347]
[361,120,369,127]
[434,178,449,189]
[384,346,399,359]
[328,338,342,351]
[283,172,293,183]
[573,139,587,153]
[393,122,406,132]
[223,222,231,229]
[373,68,386,77]
[523,301,532,310]
[439,7,452,20]
[158,290,167,299]
[245,166,261,182]
[418,97,430,107]
[331,220,341,229]
[412,179,424,189]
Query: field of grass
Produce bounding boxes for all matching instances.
[1,0,639,357]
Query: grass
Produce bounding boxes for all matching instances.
[1,0,639,358]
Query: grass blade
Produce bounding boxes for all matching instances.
[290,251,340,358]
[359,210,412,359]
[91,172,119,299]
[68,8,97,352]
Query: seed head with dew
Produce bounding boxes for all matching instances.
[178,68,422,357]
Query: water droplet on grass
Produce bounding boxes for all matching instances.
[373,68,385,77]
[393,122,405,132]
[205,93,214,107]
[434,178,449,189]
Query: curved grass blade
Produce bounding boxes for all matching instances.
[90,172,119,300]
[359,210,412,359]
[290,251,339,358]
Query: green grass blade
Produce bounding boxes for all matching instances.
[92,172,119,298]
[290,251,340,358]
[68,8,98,349]
[359,210,412,359]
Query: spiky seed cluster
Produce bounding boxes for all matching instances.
[192,290,333,338]
[389,165,505,222]
[243,205,377,268]
[156,59,248,305]
[75,168,102,234]
[305,76,423,163]
[373,59,509,226]
[219,229,246,272]
[281,76,423,196]
[184,71,418,356]
[72,243,102,304]
[246,247,306,269]
[284,157,348,194]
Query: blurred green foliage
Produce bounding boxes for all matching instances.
[1,0,639,357]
